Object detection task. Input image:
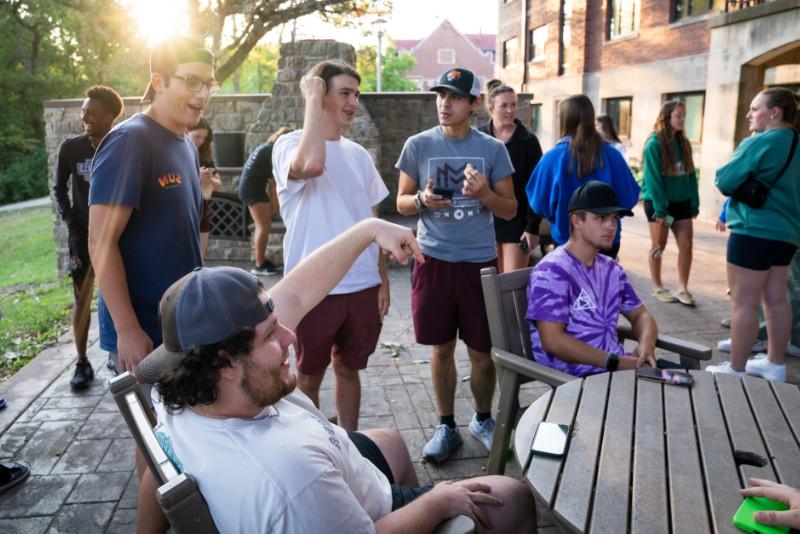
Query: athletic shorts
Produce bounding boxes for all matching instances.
[643,199,695,223]
[348,431,433,511]
[494,212,527,243]
[727,233,798,271]
[238,175,271,206]
[295,286,381,375]
[411,256,496,353]
[200,199,213,233]
[68,227,91,280]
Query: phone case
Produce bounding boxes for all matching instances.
[732,496,790,534]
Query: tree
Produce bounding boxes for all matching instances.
[356,44,417,92]
[185,0,391,83]
[219,43,279,94]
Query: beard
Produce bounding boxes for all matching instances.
[239,358,296,407]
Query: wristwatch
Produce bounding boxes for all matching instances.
[604,352,620,372]
[414,191,427,211]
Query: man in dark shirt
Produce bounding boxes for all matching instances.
[53,85,124,389]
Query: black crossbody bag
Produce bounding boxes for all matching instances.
[732,130,798,208]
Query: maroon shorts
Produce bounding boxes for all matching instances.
[411,255,496,353]
[295,285,382,375]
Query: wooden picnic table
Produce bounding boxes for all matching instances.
[513,370,800,533]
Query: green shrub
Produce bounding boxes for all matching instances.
[0,145,48,205]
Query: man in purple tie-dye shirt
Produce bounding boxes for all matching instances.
[526,181,658,377]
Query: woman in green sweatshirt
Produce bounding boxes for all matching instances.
[706,87,800,382]
[641,100,700,307]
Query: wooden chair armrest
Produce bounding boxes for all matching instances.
[616,325,711,361]
[491,347,574,387]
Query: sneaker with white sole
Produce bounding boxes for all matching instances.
[716,338,767,354]
[745,354,786,382]
[705,361,746,377]
[468,414,495,451]
[423,424,462,463]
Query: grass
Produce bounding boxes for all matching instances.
[0,206,74,381]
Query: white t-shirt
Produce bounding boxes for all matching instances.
[153,389,393,534]
[272,131,389,294]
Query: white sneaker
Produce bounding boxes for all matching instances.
[468,414,495,451]
[745,354,786,382]
[705,361,746,377]
[716,338,767,354]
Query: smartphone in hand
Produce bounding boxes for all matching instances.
[432,186,455,199]
[732,496,789,534]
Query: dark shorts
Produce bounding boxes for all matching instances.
[643,198,695,223]
[238,175,271,206]
[200,199,212,233]
[727,232,798,271]
[295,286,382,375]
[68,227,91,280]
[348,431,432,511]
[494,213,527,243]
[411,256,495,353]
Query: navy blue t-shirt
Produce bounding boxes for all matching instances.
[89,113,203,352]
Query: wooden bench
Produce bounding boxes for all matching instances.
[480,265,712,475]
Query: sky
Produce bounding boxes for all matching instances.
[129,0,499,48]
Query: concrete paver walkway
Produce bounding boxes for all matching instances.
[0,207,797,533]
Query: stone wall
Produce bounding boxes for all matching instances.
[43,39,533,275]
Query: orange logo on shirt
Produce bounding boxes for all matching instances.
[157,173,183,188]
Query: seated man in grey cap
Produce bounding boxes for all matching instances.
[526,180,662,376]
[138,218,537,533]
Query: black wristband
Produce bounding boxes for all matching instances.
[604,352,620,371]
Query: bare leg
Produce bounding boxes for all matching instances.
[431,340,458,417]
[360,428,419,486]
[467,347,495,414]
[200,231,209,260]
[332,356,361,431]
[136,468,169,534]
[454,475,537,533]
[728,263,769,371]
[647,221,669,289]
[248,202,272,267]
[499,243,529,273]
[296,370,325,408]
[671,219,693,293]
[72,267,95,362]
[763,265,791,365]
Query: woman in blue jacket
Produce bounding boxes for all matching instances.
[527,95,639,258]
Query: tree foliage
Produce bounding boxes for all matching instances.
[356,44,417,92]
[187,0,391,83]
[219,43,279,94]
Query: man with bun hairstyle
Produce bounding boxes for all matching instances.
[395,67,517,463]
[54,84,124,389]
[138,218,536,533]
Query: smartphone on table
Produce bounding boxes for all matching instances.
[637,367,694,387]
[531,422,570,458]
[732,496,790,534]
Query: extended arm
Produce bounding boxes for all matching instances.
[289,76,328,179]
[623,305,658,368]
[270,219,423,331]
[53,144,73,224]
[88,204,153,372]
[536,321,640,370]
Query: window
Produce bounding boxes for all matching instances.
[503,37,520,67]
[437,49,455,65]
[559,0,572,75]
[603,97,633,139]
[531,104,543,134]
[528,26,547,61]
[672,0,724,21]
[607,0,640,39]
[665,92,705,143]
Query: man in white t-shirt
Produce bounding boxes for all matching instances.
[140,218,536,533]
[271,60,389,431]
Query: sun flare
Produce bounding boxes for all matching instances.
[127,0,188,46]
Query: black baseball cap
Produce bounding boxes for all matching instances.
[137,266,273,383]
[568,180,634,217]
[142,36,215,104]
[430,68,481,98]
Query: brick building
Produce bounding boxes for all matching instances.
[395,19,496,91]
[496,0,800,218]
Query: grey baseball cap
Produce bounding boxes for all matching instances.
[137,266,273,383]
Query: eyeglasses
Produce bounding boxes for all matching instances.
[172,74,220,96]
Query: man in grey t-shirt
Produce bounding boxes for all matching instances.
[395,68,516,463]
